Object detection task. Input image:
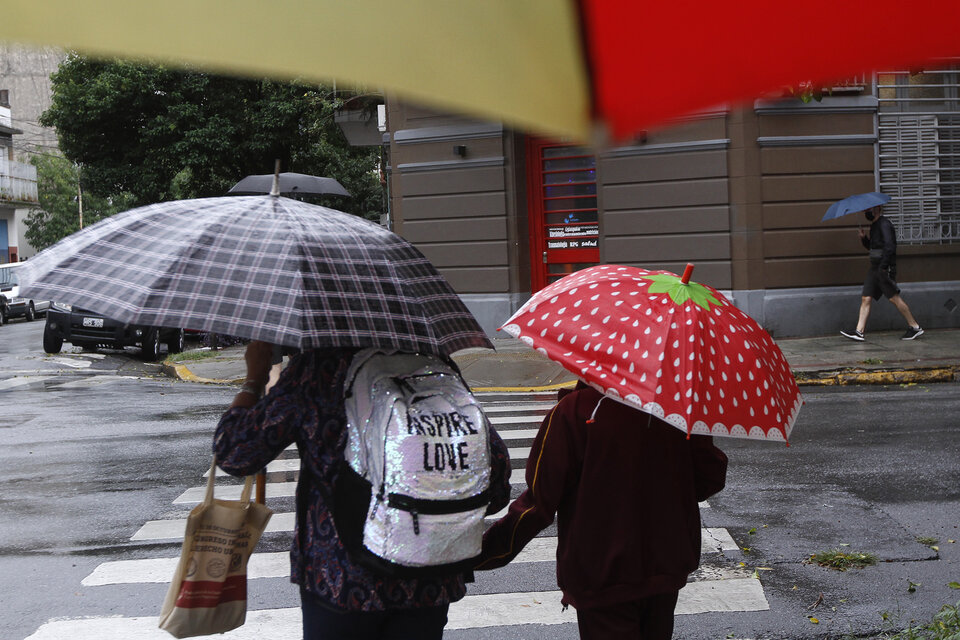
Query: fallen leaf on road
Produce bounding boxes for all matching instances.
[809,617,820,624]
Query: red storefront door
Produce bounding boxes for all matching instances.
[527,139,600,291]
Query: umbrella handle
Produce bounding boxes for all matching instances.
[256,470,266,504]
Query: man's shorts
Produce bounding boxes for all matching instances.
[862,264,900,300]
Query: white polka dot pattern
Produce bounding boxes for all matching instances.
[501,265,802,443]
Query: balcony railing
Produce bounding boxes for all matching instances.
[0,159,38,204]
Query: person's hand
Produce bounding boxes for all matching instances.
[858,227,868,240]
[244,340,274,387]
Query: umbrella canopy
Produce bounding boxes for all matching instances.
[501,264,802,443]
[2,1,959,142]
[821,192,892,222]
[227,172,351,197]
[17,195,492,358]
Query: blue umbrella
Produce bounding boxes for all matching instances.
[822,192,891,222]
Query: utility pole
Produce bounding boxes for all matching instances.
[77,181,84,229]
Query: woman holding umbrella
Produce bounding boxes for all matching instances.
[214,341,512,639]
[476,382,728,639]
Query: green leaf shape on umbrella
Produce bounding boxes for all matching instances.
[642,274,723,311]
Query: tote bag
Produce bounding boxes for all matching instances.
[159,459,273,638]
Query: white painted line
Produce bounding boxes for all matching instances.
[133,508,511,541]
[205,459,299,477]
[489,414,544,425]
[508,447,531,460]
[206,446,528,479]
[475,391,559,399]
[174,481,298,504]
[56,376,140,389]
[27,576,766,638]
[677,577,769,613]
[85,537,562,586]
[131,512,295,541]
[495,429,539,440]
[481,530,737,559]
[448,590,575,629]
[82,551,291,586]
[482,403,555,413]
[0,376,51,391]
[48,357,91,369]
[24,610,302,640]
[703,527,740,552]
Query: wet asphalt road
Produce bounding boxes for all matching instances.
[1,318,959,640]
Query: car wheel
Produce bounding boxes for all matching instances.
[25,302,35,322]
[0,305,7,325]
[166,328,186,354]
[142,328,161,361]
[43,325,63,354]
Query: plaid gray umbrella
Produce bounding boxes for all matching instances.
[18,195,493,357]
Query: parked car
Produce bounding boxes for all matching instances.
[43,302,185,361]
[0,263,50,324]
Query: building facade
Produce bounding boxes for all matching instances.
[0,89,38,263]
[384,66,960,338]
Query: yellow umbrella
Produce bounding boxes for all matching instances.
[1,0,590,140]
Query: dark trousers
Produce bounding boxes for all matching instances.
[301,590,449,640]
[576,591,680,640]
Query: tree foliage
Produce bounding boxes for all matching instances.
[26,154,135,250]
[39,55,383,220]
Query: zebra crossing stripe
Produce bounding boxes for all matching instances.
[130,512,295,541]
[26,577,768,639]
[132,497,736,554]
[101,527,737,584]
[204,445,532,478]
[488,414,544,424]
[481,402,556,413]
[85,536,569,586]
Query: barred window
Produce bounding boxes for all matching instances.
[877,61,960,244]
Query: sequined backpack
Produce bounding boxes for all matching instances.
[333,348,492,577]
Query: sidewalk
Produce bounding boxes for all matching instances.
[162,328,960,391]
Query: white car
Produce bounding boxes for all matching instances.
[0,263,49,325]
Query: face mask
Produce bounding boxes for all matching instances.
[864,211,875,221]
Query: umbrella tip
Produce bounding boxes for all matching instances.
[681,263,695,284]
[270,159,281,197]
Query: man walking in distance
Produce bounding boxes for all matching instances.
[841,205,923,341]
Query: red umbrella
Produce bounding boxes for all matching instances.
[501,264,801,443]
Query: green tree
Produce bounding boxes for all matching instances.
[39,55,382,219]
[25,154,135,250]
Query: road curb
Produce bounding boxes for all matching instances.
[793,366,957,386]
[160,360,244,385]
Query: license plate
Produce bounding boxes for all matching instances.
[82,317,104,328]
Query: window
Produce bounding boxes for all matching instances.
[876,61,960,244]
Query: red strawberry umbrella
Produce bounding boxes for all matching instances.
[500,264,801,444]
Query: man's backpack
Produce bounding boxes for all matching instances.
[332,348,492,577]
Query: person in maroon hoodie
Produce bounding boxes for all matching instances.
[476,382,728,640]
